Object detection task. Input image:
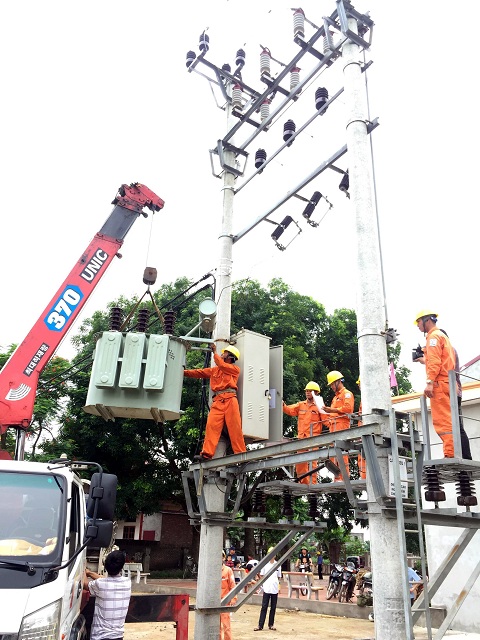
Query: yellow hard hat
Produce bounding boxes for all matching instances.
[414,310,438,325]
[304,381,320,392]
[327,370,343,385]
[268,546,275,553]
[222,345,240,360]
[356,377,360,385]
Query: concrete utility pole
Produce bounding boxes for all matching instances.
[193,86,236,640]
[342,17,407,639]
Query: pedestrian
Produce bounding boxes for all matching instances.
[295,546,313,571]
[413,321,472,459]
[322,371,354,479]
[84,550,131,640]
[255,547,281,631]
[316,550,324,580]
[221,551,237,640]
[225,546,238,569]
[184,342,246,461]
[245,554,259,588]
[245,554,259,572]
[407,566,422,605]
[414,310,471,458]
[283,381,326,484]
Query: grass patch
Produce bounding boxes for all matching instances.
[149,569,184,579]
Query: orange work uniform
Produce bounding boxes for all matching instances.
[220,564,237,640]
[184,353,246,459]
[327,387,354,480]
[283,400,324,484]
[424,327,456,457]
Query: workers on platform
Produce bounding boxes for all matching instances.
[322,371,354,480]
[283,381,326,484]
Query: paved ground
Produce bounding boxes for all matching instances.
[122,578,480,639]
[125,605,374,640]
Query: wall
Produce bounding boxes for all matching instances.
[423,400,480,633]
[393,383,480,633]
[116,508,193,570]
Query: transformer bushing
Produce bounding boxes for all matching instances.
[163,310,176,335]
[109,307,123,331]
[137,308,149,333]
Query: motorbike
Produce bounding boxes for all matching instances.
[326,563,344,600]
[297,562,312,596]
[182,555,198,579]
[356,570,373,607]
[338,563,357,603]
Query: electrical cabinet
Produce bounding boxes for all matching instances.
[231,329,271,441]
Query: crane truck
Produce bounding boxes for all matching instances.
[0,183,164,639]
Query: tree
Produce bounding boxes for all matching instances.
[0,345,71,459]
[35,277,412,534]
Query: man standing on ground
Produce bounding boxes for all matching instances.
[184,342,246,461]
[283,381,325,484]
[255,547,281,631]
[84,550,131,640]
[316,550,324,580]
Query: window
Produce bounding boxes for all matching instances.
[123,525,135,540]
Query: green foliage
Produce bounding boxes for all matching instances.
[345,536,369,556]
[13,276,412,530]
[0,345,71,459]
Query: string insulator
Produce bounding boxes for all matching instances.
[315,87,329,113]
[255,149,267,172]
[283,119,296,146]
[199,32,209,53]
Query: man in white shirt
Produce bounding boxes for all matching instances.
[254,547,282,631]
[84,550,132,640]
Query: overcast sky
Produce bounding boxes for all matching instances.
[1,1,479,394]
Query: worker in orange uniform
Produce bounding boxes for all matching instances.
[283,381,326,484]
[322,371,354,479]
[184,342,246,461]
[414,310,457,458]
[221,551,237,640]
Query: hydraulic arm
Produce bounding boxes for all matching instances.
[0,183,164,434]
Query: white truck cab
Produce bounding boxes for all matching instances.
[0,459,116,640]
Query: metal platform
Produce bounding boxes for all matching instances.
[258,478,367,496]
[422,458,480,483]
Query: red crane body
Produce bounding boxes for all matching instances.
[0,183,164,434]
